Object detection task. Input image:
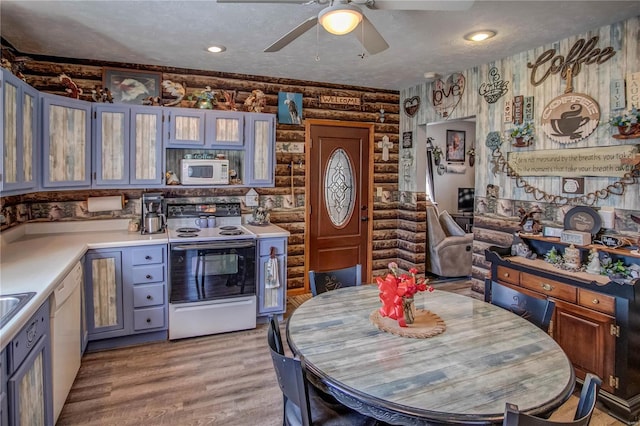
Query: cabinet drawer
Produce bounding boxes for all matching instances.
[496,266,520,285]
[133,307,165,331]
[131,246,164,265]
[132,264,165,284]
[133,284,165,308]
[259,240,286,257]
[578,288,615,315]
[520,273,576,303]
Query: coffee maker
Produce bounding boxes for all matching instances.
[141,192,166,234]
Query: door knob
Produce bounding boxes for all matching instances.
[361,216,368,221]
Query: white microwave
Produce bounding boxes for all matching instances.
[181,159,229,185]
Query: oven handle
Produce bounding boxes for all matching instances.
[172,241,255,251]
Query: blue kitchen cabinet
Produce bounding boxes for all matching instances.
[0,347,7,426]
[93,104,164,187]
[164,108,245,148]
[6,301,53,426]
[84,249,126,339]
[1,68,39,195]
[164,108,207,147]
[256,237,287,316]
[244,113,276,187]
[41,93,92,189]
[84,245,168,347]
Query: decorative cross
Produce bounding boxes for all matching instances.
[378,136,393,161]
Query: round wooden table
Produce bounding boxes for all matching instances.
[286,286,575,425]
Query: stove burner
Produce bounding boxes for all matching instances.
[177,233,199,238]
[220,226,238,231]
[177,227,200,233]
[220,230,243,236]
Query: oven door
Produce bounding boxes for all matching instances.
[170,240,256,303]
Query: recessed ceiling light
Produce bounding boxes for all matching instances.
[207,45,226,53]
[464,30,496,42]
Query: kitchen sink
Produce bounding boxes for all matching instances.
[0,292,35,328]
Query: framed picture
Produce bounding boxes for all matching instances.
[446,130,466,162]
[278,92,303,125]
[102,67,161,104]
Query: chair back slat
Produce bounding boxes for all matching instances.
[486,280,555,331]
[309,264,362,296]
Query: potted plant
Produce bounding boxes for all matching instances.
[509,122,535,147]
[432,146,443,165]
[609,107,640,136]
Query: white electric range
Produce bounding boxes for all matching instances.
[166,202,257,340]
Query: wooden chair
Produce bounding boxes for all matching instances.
[267,316,378,426]
[308,264,362,296]
[503,373,602,426]
[485,279,555,332]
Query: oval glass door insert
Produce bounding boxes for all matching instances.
[324,148,355,227]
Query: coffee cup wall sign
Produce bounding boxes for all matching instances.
[403,96,420,117]
[541,92,600,144]
[432,73,465,118]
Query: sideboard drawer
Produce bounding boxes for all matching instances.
[578,288,615,315]
[520,273,576,303]
[496,266,520,285]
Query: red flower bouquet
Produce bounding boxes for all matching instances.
[376,262,434,327]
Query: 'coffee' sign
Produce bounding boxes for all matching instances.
[527,36,616,87]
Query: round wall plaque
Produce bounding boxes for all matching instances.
[563,206,602,234]
[541,93,600,144]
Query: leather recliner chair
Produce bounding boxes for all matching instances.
[425,204,474,277]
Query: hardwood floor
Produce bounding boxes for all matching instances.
[57,282,627,425]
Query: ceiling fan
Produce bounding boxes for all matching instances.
[217,0,474,55]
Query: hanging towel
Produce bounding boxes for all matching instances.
[265,257,280,289]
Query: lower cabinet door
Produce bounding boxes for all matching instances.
[7,335,53,426]
[552,299,616,393]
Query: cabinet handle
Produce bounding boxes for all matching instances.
[146,274,152,279]
[592,298,599,304]
[146,318,151,323]
[145,255,152,260]
[541,283,554,291]
[503,272,510,278]
[146,295,152,300]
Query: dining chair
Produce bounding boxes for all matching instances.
[485,279,555,332]
[308,264,362,296]
[267,317,378,426]
[503,373,602,426]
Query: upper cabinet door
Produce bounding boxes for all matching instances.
[42,94,92,188]
[1,69,39,194]
[245,113,275,187]
[206,110,244,147]
[130,106,164,185]
[93,104,130,186]
[164,108,206,147]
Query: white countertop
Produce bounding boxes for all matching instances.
[0,219,289,347]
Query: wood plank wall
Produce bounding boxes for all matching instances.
[0,46,402,292]
[400,16,640,294]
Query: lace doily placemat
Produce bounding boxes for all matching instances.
[370,309,446,339]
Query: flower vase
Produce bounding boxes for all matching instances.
[514,137,525,146]
[402,296,416,325]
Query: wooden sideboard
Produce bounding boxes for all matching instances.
[485,249,640,424]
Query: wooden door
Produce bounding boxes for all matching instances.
[306,120,373,287]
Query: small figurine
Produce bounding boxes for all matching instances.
[244,89,267,113]
[519,205,543,234]
[544,247,562,265]
[165,171,180,185]
[562,244,581,271]
[586,248,601,274]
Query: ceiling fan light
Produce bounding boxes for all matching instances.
[319,5,363,35]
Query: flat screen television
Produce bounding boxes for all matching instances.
[457,188,475,213]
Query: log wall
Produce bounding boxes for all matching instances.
[0,45,403,293]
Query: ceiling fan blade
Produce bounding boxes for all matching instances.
[264,16,319,52]
[217,0,314,3]
[361,0,474,10]
[355,15,389,55]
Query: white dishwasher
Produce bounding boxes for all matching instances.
[49,261,83,423]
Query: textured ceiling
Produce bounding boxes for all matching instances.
[1,1,639,91]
